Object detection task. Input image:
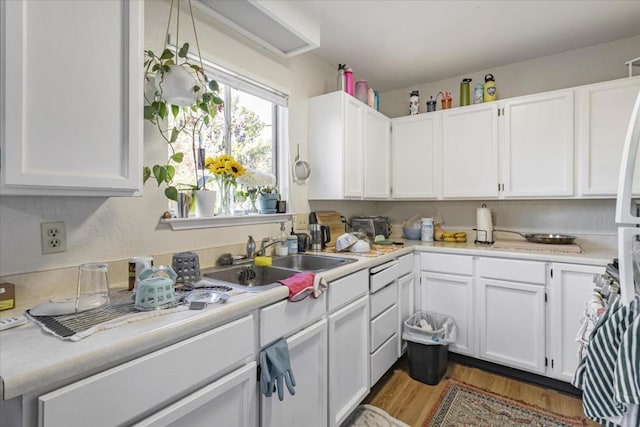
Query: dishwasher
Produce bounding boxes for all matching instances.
[368,260,400,386]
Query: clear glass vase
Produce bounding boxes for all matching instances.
[217,180,233,216]
[248,191,259,214]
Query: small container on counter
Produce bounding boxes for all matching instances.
[287,236,298,254]
[421,218,434,242]
[275,244,289,257]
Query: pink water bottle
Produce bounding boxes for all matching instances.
[344,66,354,96]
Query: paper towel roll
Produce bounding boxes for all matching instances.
[476,207,494,243]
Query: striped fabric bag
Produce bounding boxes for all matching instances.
[573,296,640,426]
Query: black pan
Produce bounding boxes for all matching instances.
[496,230,576,245]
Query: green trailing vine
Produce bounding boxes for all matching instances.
[142,42,223,201]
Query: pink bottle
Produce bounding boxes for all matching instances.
[344,66,354,96]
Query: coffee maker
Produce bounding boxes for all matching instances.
[309,224,330,251]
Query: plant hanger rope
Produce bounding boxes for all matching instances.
[163,0,205,72]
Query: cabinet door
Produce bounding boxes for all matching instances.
[1,0,143,196]
[328,295,369,427]
[576,77,640,196]
[397,273,414,356]
[441,104,499,198]
[363,108,391,199]
[133,362,257,427]
[261,319,327,427]
[420,272,474,356]
[548,263,605,382]
[478,279,546,374]
[343,96,365,198]
[501,90,574,197]
[391,114,441,199]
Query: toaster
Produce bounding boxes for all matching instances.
[350,216,392,239]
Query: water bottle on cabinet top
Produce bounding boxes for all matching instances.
[344,66,354,96]
[337,64,346,91]
[460,78,472,106]
[483,74,497,102]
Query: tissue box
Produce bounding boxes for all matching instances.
[0,283,16,311]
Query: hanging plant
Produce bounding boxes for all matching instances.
[142,0,223,201]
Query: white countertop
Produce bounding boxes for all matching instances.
[0,241,616,400]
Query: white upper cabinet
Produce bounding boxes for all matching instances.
[390,114,441,199]
[0,0,143,196]
[575,76,640,196]
[441,104,499,198]
[308,92,363,199]
[308,91,390,200]
[363,108,391,199]
[500,90,574,197]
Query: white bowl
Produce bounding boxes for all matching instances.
[335,233,358,252]
[349,239,371,253]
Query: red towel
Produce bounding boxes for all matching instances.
[278,272,315,302]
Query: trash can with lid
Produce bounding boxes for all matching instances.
[402,311,457,385]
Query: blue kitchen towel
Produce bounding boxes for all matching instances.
[259,338,296,401]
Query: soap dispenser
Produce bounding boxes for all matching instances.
[246,236,256,259]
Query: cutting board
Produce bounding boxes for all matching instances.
[312,211,346,248]
[493,239,582,254]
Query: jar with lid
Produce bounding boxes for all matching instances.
[421,218,434,242]
[287,236,298,254]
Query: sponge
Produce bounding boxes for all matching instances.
[254,256,272,267]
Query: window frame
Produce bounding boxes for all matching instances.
[161,51,291,229]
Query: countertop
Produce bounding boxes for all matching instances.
[0,240,616,400]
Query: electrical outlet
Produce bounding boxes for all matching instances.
[295,213,309,231]
[41,222,67,254]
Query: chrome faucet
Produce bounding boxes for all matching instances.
[256,237,287,256]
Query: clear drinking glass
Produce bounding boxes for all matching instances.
[75,263,110,312]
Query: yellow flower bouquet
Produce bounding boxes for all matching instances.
[205,154,246,215]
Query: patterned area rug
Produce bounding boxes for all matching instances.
[344,404,410,427]
[423,380,586,427]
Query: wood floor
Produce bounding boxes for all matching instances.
[364,356,598,427]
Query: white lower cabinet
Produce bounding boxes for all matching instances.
[548,263,606,382]
[419,252,475,357]
[477,278,546,374]
[261,319,327,427]
[134,363,257,427]
[38,315,255,427]
[477,258,547,374]
[419,252,606,383]
[397,273,414,356]
[328,295,369,427]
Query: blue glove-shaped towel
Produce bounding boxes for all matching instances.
[259,338,296,401]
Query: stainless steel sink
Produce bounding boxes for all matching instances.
[203,265,298,289]
[270,253,357,272]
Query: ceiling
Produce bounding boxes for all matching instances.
[295,0,640,92]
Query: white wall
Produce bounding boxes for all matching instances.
[379,34,640,118]
[0,0,335,277]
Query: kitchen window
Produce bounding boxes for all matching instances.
[166,54,290,227]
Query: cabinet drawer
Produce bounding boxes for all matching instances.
[370,304,399,352]
[370,281,398,319]
[260,292,327,346]
[370,334,399,387]
[478,257,546,284]
[370,261,400,293]
[421,253,473,275]
[328,269,369,312]
[397,253,414,277]
[39,315,254,427]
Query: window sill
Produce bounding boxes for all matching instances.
[161,213,294,231]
